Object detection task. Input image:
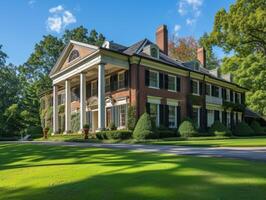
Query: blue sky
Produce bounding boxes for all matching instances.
[0,0,235,66]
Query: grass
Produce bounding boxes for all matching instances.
[35,134,266,147]
[0,143,266,200]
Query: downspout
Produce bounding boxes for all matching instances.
[128,57,131,105]
[136,57,142,118]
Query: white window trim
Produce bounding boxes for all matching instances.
[206,83,212,96]
[147,96,161,104]
[192,80,200,96]
[168,105,177,128]
[168,74,176,92]
[118,71,125,89]
[148,70,159,89]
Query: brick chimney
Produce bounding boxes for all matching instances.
[197,47,206,67]
[156,25,168,55]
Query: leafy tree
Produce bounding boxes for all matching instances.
[0,45,7,66]
[169,36,198,62]
[198,33,220,69]
[208,0,266,115]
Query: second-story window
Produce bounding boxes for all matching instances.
[118,72,125,89]
[206,84,211,96]
[168,75,176,91]
[105,76,110,92]
[226,89,230,101]
[149,70,159,88]
[238,93,241,104]
[91,81,97,96]
[192,80,199,95]
[212,85,220,97]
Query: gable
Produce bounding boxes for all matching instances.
[50,41,99,76]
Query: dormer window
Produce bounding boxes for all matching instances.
[143,44,159,59]
[151,47,159,58]
[68,49,79,63]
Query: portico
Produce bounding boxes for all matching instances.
[49,40,129,134]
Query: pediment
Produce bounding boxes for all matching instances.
[50,40,99,76]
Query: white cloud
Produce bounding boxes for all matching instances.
[174,24,181,36]
[46,5,76,33]
[49,5,64,13]
[177,0,203,26]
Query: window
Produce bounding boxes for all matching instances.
[151,47,158,58]
[113,104,127,128]
[226,111,231,128]
[150,103,159,126]
[149,71,159,88]
[68,49,79,62]
[118,104,126,127]
[212,86,220,97]
[91,81,97,96]
[207,110,214,127]
[237,93,241,104]
[226,89,230,101]
[168,75,176,91]
[192,80,199,95]
[106,108,112,128]
[105,76,110,92]
[118,72,125,89]
[168,105,176,128]
[233,92,236,103]
[238,112,242,123]
[206,84,211,96]
[192,107,200,128]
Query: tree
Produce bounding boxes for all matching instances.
[198,33,220,69]
[208,0,266,116]
[169,36,198,62]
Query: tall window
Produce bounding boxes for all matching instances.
[192,80,199,95]
[192,107,200,128]
[105,77,110,92]
[118,104,126,127]
[207,110,214,127]
[206,84,211,96]
[168,75,176,91]
[151,47,158,58]
[91,81,97,96]
[149,71,159,88]
[226,89,230,101]
[212,86,220,97]
[237,93,241,104]
[168,106,176,128]
[150,103,159,126]
[118,72,125,89]
[226,111,231,127]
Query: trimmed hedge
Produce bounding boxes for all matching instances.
[233,122,255,136]
[96,130,132,140]
[209,121,231,136]
[156,127,178,138]
[133,112,157,140]
[178,118,198,137]
[250,121,265,135]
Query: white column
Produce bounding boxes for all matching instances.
[52,85,59,134]
[98,63,105,130]
[80,73,87,130]
[64,80,71,133]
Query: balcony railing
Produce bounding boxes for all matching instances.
[206,95,223,105]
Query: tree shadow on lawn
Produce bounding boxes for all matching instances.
[0,143,266,200]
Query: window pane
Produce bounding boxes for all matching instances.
[169,105,176,128]
[118,73,125,89]
[150,103,158,125]
[149,71,158,88]
[192,81,198,94]
[168,76,175,91]
[206,84,211,96]
[119,105,126,127]
[192,107,199,128]
[105,77,110,92]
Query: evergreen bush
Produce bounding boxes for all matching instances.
[178,118,198,137]
[209,121,231,136]
[233,122,255,136]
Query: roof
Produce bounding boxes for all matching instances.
[245,108,263,118]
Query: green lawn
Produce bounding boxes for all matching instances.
[36,134,266,147]
[0,143,266,200]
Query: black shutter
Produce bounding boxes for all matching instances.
[159,104,164,126]
[230,90,233,102]
[176,76,180,91]
[145,70,149,86]
[222,111,227,126]
[200,108,206,130]
[190,80,193,93]
[164,74,168,90]
[124,70,129,88]
[230,112,234,128]
[199,82,203,95]
[235,93,238,104]
[241,93,245,104]
[110,75,114,91]
[214,110,220,121]
[176,106,181,127]
[146,102,150,114]
[164,105,169,127]
[221,88,225,99]
[86,83,91,98]
[211,85,215,97]
[159,73,164,89]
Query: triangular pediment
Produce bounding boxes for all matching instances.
[50,40,99,76]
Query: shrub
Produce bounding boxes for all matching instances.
[233,122,255,136]
[83,124,90,129]
[178,118,198,137]
[133,112,157,140]
[108,122,117,130]
[250,121,264,135]
[209,121,231,136]
[127,105,136,131]
[96,130,132,140]
[156,127,178,138]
